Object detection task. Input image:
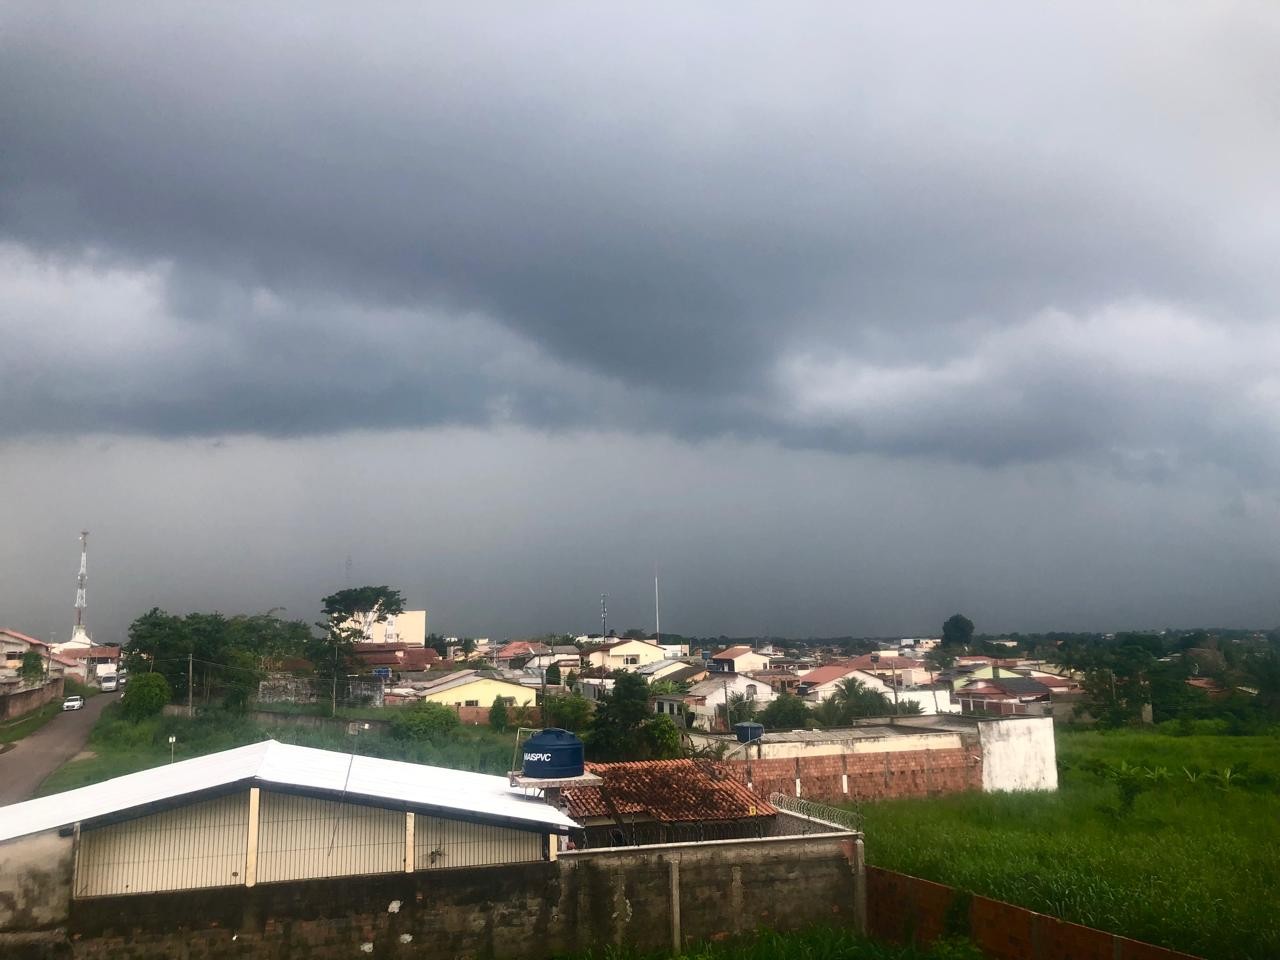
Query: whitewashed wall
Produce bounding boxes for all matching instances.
[977,716,1058,791]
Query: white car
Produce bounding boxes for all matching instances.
[62,695,85,711]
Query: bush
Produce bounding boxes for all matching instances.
[489,697,509,732]
[120,673,171,722]
[391,701,461,741]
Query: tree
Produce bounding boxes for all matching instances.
[924,647,957,672]
[758,694,811,730]
[942,614,975,649]
[543,694,593,733]
[545,663,562,685]
[314,586,406,676]
[121,672,171,722]
[833,677,893,719]
[725,691,756,726]
[20,650,45,683]
[489,696,510,731]
[588,672,655,760]
[461,637,477,656]
[426,633,450,658]
[640,715,682,759]
[392,701,460,740]
[623,628,649,640]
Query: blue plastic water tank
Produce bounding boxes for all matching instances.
[522,728,585,778]
[734,722,765,744]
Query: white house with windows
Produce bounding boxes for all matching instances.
[581,638,666,673]
[709,646,773,674]
[682,673,775,731]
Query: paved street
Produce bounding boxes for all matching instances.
[0,691,119,805]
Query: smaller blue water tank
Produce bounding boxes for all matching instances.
[734,722,765,744]
[522,728,585,779]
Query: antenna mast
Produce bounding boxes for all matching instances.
[74,530,89,628]
[600,593,608,637]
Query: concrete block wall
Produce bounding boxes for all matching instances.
[45,833,863,959]
[731,746,982,803]
[0,678,66,721]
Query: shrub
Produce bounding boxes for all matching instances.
[489,696,509,732]
[391,701,461,741]
[120,673,171,722]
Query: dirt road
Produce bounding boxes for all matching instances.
[0,691,119,805]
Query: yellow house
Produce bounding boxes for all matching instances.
[417,672,535,708]
[582,638,666,673]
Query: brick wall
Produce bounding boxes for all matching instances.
[730,746,982,803]
[31,833,861,959]
[867,866,1202,960]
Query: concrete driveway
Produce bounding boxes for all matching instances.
[0,691,120,805]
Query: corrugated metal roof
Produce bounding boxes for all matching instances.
[0,740,577,843]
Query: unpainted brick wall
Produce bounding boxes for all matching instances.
[56,834,861,959]
[867,866,1202,960]
[730,746,983,803]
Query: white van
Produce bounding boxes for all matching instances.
[100,674,118,692]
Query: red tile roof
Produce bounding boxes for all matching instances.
[353,642,408,654]
[61,646,120,659]
[0,628,48,648]
[495,641,550,659]
[354,651,402,666]
[711,645,755,660]
[563,760,777,823]
[797,662,860,687]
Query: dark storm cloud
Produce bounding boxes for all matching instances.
[2,3,1279,473]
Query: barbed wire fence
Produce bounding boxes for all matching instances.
[768,793,863,834]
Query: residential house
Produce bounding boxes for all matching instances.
[351,642,440,675]
[525,646,581,674]
[955,675,1053,715]
[413,671,536,709]
[679,674,775,731]
[59,645,121,682]
[0,628,50,681]
[635,659,706,685]
[581,638,666,673]
[493,641,551,669]
[709,646,772,674]
[562,759,778,847]
[846,653,933,687]
[795,665,955,715]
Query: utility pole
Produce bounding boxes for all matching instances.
[654,567,661,648]
[187,652,194,718]
[891,659,900,715]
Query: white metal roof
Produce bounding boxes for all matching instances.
[0,739,578,843]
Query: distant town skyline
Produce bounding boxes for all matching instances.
[4,5,1280,642]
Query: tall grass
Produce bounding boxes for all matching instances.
[859,729,1280,960]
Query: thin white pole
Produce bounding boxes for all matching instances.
[654,567,661,647]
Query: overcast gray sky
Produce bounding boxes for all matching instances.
[3,3,1280,642]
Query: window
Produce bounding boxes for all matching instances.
[464,700,479,707]
[623,655,639,666]
[745,684,757,700]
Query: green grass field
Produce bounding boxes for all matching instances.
[859,729,1280,960]
[37,703,517,795]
